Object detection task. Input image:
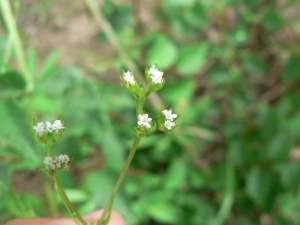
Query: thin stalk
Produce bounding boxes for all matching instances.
[46,143,52,156]
[98,136,141,225]
[4,33,13,63]
[211,148,235,225]
[43,176,59,216]
[136,98,145,115]
[0,0,34,92]
[53,173,87,225]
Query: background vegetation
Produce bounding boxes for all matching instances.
[1,0,300,224]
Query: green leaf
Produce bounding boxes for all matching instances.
[282,54,300,83]
[242,53,266,75]
[146,34,178,69]
[27,47,37,78]
[246,167,279,211]
[161,79,194,104]
[226,26,249,46]
[275,162,300,194]
[147,201,180,224]
[0,99,40,164]
[163,0,196,7]
[39,50,61,80]
[262,10,285,32]
[177,43,209,76]
[265,129,295,161]
[57,189,89,204]
[183,3,208,28]
[0,60,26,96]
[164,158,187,190]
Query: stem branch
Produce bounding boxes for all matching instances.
[53,173,87,225]
[98,136,141,225]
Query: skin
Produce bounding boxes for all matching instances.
[5,209,125,225]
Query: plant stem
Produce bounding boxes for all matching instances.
[53,173,87,225]
[0,0,34,92]
[44,176,59,216]
[46,143,52,156]
[211,147,235,225]
[136,98,145,115]
[98,136,141,225]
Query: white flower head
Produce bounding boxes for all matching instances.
[123,70,135,85]
[149,64,164,84]
[53,120,65,132]
[138,113,152,129]
[162,110,178,121]
[46,121,55,133]
[49,163,56,170]
[44,156,53,165]
[64,164,70,170]
[56,162,61,169]
[164,120,175,130]
[57,154,70,164]
[33,122,45,137]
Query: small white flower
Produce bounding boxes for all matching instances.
[46,121,55,133]
[44,156,53,165]
[50,163,56,170]
[149,65,163,84]
[162,110,178,121]
[63,164,70,170]
[33,122,45,137]
[57,154,70,164]
[53,120,65,132]
[164,120,175,130]
[138,114,152,129]
[124,70,135,85]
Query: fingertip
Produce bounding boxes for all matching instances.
[84,209,126,225]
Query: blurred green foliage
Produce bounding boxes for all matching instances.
[1,0,300,224]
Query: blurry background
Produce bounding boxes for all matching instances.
[1,0,300,224]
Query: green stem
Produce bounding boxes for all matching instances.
[211,148,235,225]
[0,0,33,92]
[44,176,59,216]
[98,136,141,225]
[136,98,145,115]
[53,173,87,225]
[46,143,52,156]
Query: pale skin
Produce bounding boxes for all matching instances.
[5,209,125,225]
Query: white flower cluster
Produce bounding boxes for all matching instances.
[138,114,152,129]
[149,65,164,84]
[162,110,178,130]
[123,64,164,85]
[44,154,70,170]
[33,120,65,137]
[123,70,135,85]
[137,110,178,130]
